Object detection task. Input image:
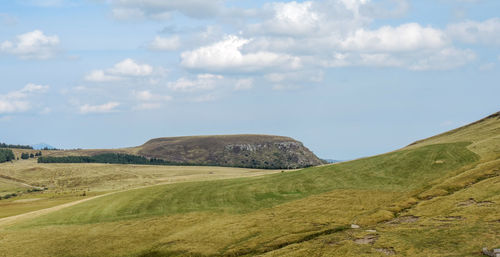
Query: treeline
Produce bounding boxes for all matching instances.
[38,153,175,166]
[0,149,15,163]
[0,142,33,149]
[21,152,42,160]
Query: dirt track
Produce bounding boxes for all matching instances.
[0,193,112,228]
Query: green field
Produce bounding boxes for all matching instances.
[0,112,498,256]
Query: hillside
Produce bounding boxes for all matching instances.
[0,111,498,256]
[48,134,325,169]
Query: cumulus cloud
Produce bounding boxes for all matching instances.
[85,58,154,82]
[0,83,49,114]
[0,30,60,59]
[340,23,448,52]
[447,18,500,46]
[178,0,477,72]
[248,1,320,36]
[247,0,370,37]
[168,74,223,92]
[149,35,181,51]
[181,35,301,73]
[79,102,120,114]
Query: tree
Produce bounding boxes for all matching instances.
[0,149,15,163]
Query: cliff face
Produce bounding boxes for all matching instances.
[137,135,325,169]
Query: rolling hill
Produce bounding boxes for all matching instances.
[0,111,498,256]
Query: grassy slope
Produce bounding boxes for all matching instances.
[0,160,279,218]
[263,112,500,256]
[23,142,477,226]
[0,113,498,256]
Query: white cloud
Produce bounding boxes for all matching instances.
[85,70,123,82]
[109,58,153,76]
[133,90,172,101]
[132,90,171,110]
[447,18,500,46]
[264,70,325,84]
[0,100,30,114]
[408,48,476,71]
[0,83,49,114]
[234,78,253,91]
[149,36,181,51]
[0,30,60,59]
[319,46,476,71]
[85,58,154,82]
[168,74,223,92]
[249,1,320,36]
[181,35,301,73]
[79,102,120,114]
[223,0,473,71]
[340,23,448,52]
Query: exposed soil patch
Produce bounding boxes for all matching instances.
[13,198,42,203]
[387,215,419,224]
[435,216,464,222]
[457,198,494,207]
[375,247,397,256]
[354,234,379,245]
[24,167,48,172]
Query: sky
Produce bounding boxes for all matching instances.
[0,0,499,160]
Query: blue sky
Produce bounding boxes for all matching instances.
[0,0,499,160]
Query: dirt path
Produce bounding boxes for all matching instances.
[0,192,113,228]
[0,174,44,190]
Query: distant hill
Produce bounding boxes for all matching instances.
[322,159,343,164]
[32,143,56,150]
[47,134,325,169]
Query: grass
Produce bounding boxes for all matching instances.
[0,112,498,256]
[0,191,102,218]
[0,160,279,219]
[0,159,280,193]
[20,142,478,226]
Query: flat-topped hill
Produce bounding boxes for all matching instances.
[44,134,325,169]
[135,134,324,169]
